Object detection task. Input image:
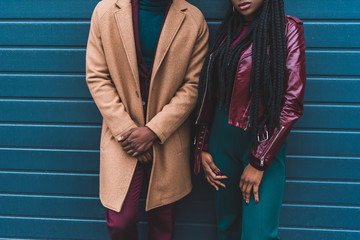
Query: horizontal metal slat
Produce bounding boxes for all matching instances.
[287,130,360,155]
[0,124,101,149]
[305,77,360,103]
[208,21,360,48]
[1,0,359,20]
[286,155,360,180]
[0,73,90,98]
[3,21,360,48]
[0,99,101,124]
[0,147,99,173]
[1,171,359,205]
[279,227,360,240]
[1,125,359,155]
[2,100,360,129]
[2,75,360,103]
[1,48,359,75]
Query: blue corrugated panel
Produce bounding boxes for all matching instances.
[0,0,359,239]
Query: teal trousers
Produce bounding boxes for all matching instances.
[209,108,286,240]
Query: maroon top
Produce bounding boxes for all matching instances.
[213,23,251,126]
[231,22,250,48]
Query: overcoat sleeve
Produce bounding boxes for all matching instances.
[86,8,137,140]
[146,17,209,144]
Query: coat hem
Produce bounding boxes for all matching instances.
[145,184,192,211]
[99,159,138,213]
[100,196,121,213]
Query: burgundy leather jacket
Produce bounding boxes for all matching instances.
[194,15,306,174]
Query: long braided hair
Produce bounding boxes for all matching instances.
[197,0,286,150]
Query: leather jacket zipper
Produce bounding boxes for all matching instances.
[195,54,213,125]
[259,125,285,166]
[244,117,250,131]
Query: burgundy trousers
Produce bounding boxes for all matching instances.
[105,162,176,240]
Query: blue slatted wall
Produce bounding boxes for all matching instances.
[0,0,360,239]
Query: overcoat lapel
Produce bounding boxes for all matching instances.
[114,0,140,88]
[151,2,186,82]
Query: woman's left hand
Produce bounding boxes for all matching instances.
[239,164,264,205]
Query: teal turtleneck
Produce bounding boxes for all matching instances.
[138,0,169,70]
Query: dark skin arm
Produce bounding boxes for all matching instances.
[118,127,157,157]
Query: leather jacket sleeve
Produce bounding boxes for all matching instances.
[194,91,215,175]
[249,19,306,170]
[194,125,209,175]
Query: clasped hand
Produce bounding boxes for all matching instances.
[118,127,157,165]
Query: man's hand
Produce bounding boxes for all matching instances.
[201,152,228,191]
[118,127,157,157]
[136,148,153,165]
[239,164,264,205]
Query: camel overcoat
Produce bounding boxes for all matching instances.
[86,0,209,212]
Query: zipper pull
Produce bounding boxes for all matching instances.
[244,119,250,131]
[260,157,264,167]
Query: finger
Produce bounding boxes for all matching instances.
[132,150,144,157]
[130,143,138,150]
[207,167,227,180]
[239,178,245,189]
[213,175,229,180]
[145,158,153,165]
[210,178,226,189]
[202,163,215,177]
[138,152,151,164]
[209,164,229,180]
[118,129,133,142]
[127,149,136,156]
[138,155,146,162]
[121,139,131,147]
[208,174,226,188]
[137,155,146,164]
[202,154,220,175]
[206,177,219,191]
[140,155,151,165]
[138,144,151,153]
[123,145,132,151]
[241,182,247,203]
[245,183,253,205]
[202,163,228,181]
[122,136,137,148]
[140,143,151,153]
[253,184,260,204]
[208,161,221,175]
[144,151,152,161]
